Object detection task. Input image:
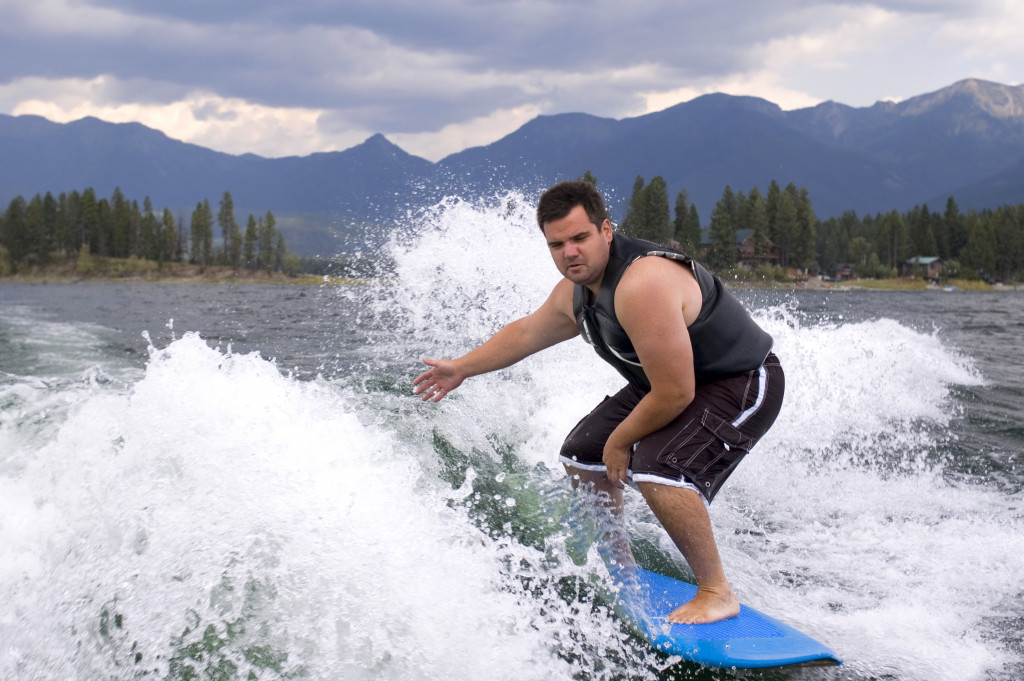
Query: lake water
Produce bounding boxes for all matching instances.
[1,196,1022,681]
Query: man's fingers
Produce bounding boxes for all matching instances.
[415,381,448,401]
[606,468,626,489]
[422,386,446,402]
[413,359,460,402]
[413,358,442,389]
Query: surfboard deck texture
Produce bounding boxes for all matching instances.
[619,568,841,669]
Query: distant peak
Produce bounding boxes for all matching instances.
[677,92,784,118]
[350,133,403,155]
[362,132,396,147]
[900,78,1024,119]
[343,132,429,163]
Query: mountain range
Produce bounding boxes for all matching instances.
[2,78,1023,255]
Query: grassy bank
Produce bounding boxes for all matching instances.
[718,265,1008,291]
[1,256,1014,291]
[0,255,363,286]
[825,278,1002,291]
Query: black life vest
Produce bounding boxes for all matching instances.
[572,233,773,390]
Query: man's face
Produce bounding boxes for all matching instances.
[542,205,613,290]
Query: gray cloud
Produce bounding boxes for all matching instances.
[0,1,794,100]
[1,0,1019,157]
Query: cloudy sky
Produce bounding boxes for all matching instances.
[1,0,1021,161]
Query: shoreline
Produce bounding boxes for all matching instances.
[0,258,367,286]
[0,273,362,286]
[0,258,1017,291]
[723,275,1016,292]
[2,274,1017,291]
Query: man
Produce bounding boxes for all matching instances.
[413,180,784,624]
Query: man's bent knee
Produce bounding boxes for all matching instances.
[635,476,709,507]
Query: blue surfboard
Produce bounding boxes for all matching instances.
[618,568,841,669]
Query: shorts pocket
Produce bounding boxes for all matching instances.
[655,409,753,474]
[699,409,754,453]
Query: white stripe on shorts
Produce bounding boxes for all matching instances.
[732,363,768,428]
[561,457,709,506]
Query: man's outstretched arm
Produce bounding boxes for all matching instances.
[413,278,578,401]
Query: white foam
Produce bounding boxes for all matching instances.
[0,331,633,680]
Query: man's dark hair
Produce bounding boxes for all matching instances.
[536,180,610,232]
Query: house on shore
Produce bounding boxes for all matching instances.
[696,228,779,268]
[834,263,857,281]
[900,256,944,280]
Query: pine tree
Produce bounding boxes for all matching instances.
[243,214,258,268]
[961,213,996,279]
[907,204,938,258]
[792,186,817,270]
[218,191,242,267]
[747,187,771,260]
[3,196,29,268]
[876,210,910,269]
[161,208,177,263]
[98,198,115,257]
[25,194,47,267]
[673,189,702,254]
[130,200,142,258]
[687,205,701,250]
[78,189,100,256]
[275,232,287,271]
[55,192,76,258]
[818,217,843,274]
[175,212,187,262]
[720,186,738,227]
[993,207,1024,281]
[189,203,202,265]
[620,175,646,237]
[111,187,132,258]
[259,211,276,271]
[765,180,784,266]
[641,176,671,244]
[621,175,672,244]
[707,187,737,270]
[848,236,871,267]
[190,200,214,267]
[732,189,750,234]
[773,190,798,269]
[140,197,157,261]
[202,200,214,265]
[944,197,968,257]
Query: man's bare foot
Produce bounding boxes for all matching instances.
[665,586,740,624]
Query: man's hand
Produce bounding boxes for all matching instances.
[603,440,632,488]
[413,358,465,402]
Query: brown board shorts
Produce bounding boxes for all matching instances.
[559,353,784,503]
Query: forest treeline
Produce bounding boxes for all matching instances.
[616,173,1024,282]
[0,188,300,276]
[5,178,1024,282]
